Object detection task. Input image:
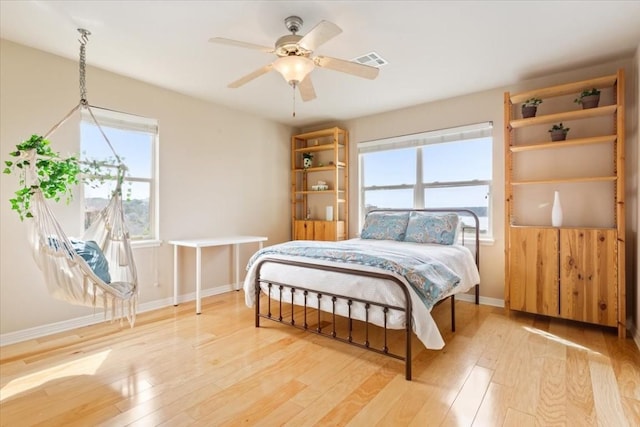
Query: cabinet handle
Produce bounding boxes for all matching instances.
[599,301,607,311]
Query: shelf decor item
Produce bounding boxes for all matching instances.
[548,122,570,141]
[522,97,542,118]
[574,88,601,109]
[302,152,313,169]
[551,191,563,227]
[326,205,334,221]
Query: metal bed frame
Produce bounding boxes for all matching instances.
[253,209,480,380]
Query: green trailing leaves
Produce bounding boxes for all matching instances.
[4,135,113,221]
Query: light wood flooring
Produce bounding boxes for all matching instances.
[1,291,639,426]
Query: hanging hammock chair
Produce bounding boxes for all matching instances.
[24,29,138,326]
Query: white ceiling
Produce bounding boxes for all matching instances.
[2,1,640,127]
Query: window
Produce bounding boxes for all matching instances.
[359,122,493,237]
[80,108,158,241]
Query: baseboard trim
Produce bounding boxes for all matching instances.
[456,293,505,308]
[0,284,234,347]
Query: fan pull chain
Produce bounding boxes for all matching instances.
[78,28,91,106]
[292,83,296,117]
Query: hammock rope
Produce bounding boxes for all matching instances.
[27,28,138,326]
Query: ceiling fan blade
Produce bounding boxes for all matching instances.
[228,64,274,88]
[209,37,274,53]
[298,21,342,51]
[314,56,379,80]
[298,76,317,102]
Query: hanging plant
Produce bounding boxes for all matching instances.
[3,135,116,221]
[4,135,81,220]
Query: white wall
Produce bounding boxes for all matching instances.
[0,40,292,335]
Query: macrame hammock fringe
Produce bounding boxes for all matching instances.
[26,29,138,327]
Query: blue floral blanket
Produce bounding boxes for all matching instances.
[246,240,461,310]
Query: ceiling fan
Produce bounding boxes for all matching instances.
[209,16,380,102]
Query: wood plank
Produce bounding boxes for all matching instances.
[565,347,596,425]
[603,333,640,400]
[205,379,307,427]
[510,74,618,104]
[406,384,458,427]
[440,365,493,426]
[510,134,617,152]
[502,407,536,427]
[472,382,513,427]
[476,314,516,370]
[346,375,410,426]
[506,335,547,415]
[510,105,617,129]
[589,353,629,426]
[286,351,384,426]
[621,397,640,426]
[535,357,567,426]
[315,362,397,426]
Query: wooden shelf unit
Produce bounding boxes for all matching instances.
[504,69,626,338]
[291,127,349,241]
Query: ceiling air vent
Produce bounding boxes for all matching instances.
[353,52,388,68]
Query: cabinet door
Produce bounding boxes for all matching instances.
[509,227,559,316]
[294,220,314,240]
[559,229,617,326]
[313,221,335,241]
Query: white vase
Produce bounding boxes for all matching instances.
[551,191,563,227]
[326,206,334,221]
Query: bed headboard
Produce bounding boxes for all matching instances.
[365,208,480,271]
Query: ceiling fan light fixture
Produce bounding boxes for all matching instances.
[273,56,315,85]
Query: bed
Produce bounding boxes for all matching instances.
[243,209,481,380]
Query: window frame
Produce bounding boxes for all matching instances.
[80,107,159,243]
[358,122,493,239]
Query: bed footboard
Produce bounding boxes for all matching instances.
[254,257,414,380]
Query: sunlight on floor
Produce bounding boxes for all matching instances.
[0,349,111,401]
[523,326,601,354]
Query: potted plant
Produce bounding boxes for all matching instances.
[574,88,601,109]
[522,97,542,118]
[548,123,570,141]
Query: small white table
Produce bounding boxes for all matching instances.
[169,236,268,314]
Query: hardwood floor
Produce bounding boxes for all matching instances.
[1,291,638,426]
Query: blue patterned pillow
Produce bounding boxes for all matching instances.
[404,212,459,245]
[360,211,410,241]
[70,238,112,283]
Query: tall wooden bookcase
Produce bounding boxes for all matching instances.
[291,127,348,241]
[504,69,626,338]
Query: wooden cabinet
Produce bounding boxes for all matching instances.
[504,69,625,337]
[509,227,559,317]
[559,228,617,326]
[291,127,348,241]
[293,220,345,241]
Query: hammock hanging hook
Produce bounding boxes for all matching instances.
[77,28,91,106]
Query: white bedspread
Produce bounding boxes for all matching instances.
[243,238,480,350]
